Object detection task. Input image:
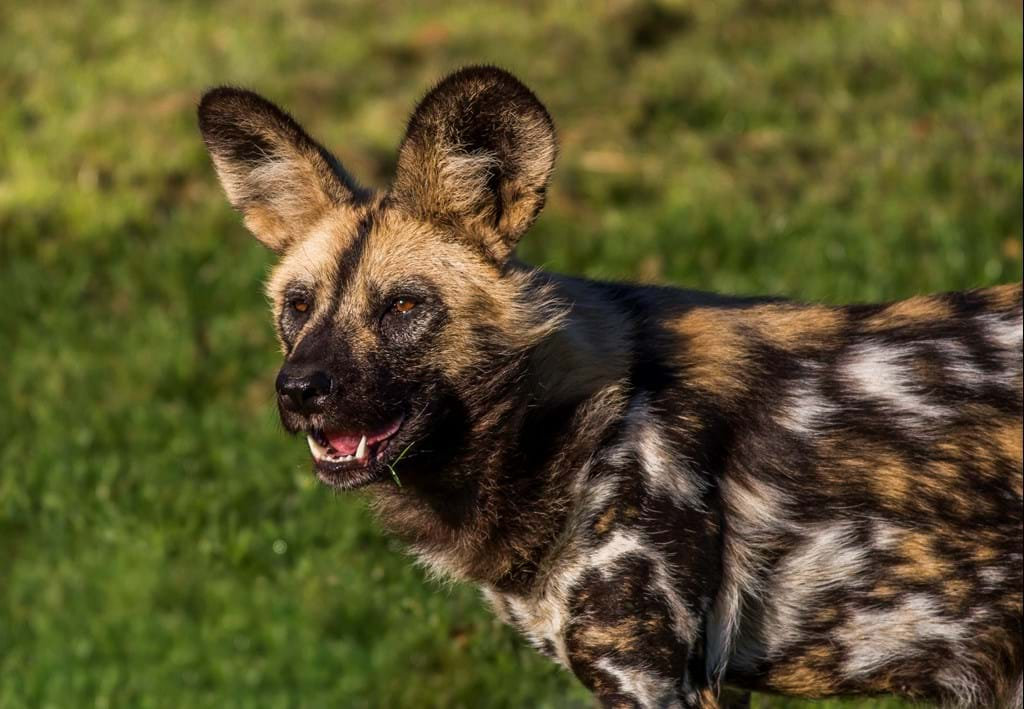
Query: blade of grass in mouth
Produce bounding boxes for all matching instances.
[385,442,415,487]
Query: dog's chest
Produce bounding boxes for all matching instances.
[478,398,721,667]
[480,533,657,670]
[483,583,572,666]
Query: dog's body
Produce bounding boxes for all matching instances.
[199,67,1023,708]
[476,274,1023,709]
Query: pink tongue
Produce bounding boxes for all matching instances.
[324,416,403,455]
[325,432,361,455]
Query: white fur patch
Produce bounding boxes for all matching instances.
[978,566,1007,587]
[779,374,838,435]
[843,342,948,425]
[872,520,904,551]
[595,658,682,708]
[708,475,792,676]
[590,530,645,572]
[763,522,870,657]
[592,531,700,642]
[435,150,501,216]
[611,396,706,506]
[936,662,988,709]
[504,591,571,665]
[979,311,1024,354]
[839,594,965,677]
[934,339,989,386]
[499,526,700,667]
[977,312,1024,388]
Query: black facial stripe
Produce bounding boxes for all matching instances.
[328,210,375,314]
[277,212,375,354]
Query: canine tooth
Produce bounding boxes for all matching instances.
[356,435,367,460]
[307,435,325,460]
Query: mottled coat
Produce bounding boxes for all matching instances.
[199,67,1023,708]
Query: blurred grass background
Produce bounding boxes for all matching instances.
[1,0,1021,707]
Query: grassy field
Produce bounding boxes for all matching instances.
[1,1,1021,707]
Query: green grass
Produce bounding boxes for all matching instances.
[1,1,1020,707]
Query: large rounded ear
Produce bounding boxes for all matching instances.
[392,66,557,264]
[198,87,367,252]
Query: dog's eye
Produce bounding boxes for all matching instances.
[391,298,418,315]
[290,298,310,314]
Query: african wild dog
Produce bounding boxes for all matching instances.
[198,67,1023,708]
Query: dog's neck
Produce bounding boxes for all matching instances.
[368,271,635,590]
[528,271,634,407]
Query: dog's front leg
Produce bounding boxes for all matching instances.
[564,617,719,709]
[562,558,718,709]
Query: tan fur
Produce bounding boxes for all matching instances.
[391,68,557,263]
[199,89,359,252]
[264,206,366,338]
[768,663,836,697]
[747,305,846,349]
[673,309,751,401]
[988,283,1022,310]
[864,294,954,330]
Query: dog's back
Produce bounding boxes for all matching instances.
[511,279,1023,707]
[689,284,1023,706]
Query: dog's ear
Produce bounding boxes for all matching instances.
[198,87,365,252]
[392,67,557,264]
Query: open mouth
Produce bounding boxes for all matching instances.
[306,414,405,474]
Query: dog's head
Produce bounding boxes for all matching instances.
[198,67,560,491]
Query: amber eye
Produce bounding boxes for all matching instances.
[391,297,418,314]
[291,299,309,314]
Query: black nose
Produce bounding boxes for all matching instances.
[276,368,333,414]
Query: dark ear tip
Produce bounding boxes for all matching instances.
[197,86,278,132]
[430,65,549,112]
[436,64,527,85]
[437,64,524,86]
[199,86,246,114]
[408,65,555,146]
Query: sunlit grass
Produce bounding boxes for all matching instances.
[1,1,1020,706]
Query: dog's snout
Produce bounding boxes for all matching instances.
[276,368,333,414]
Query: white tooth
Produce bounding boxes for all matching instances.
[355,435,367,460]
[307,435,325,460]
